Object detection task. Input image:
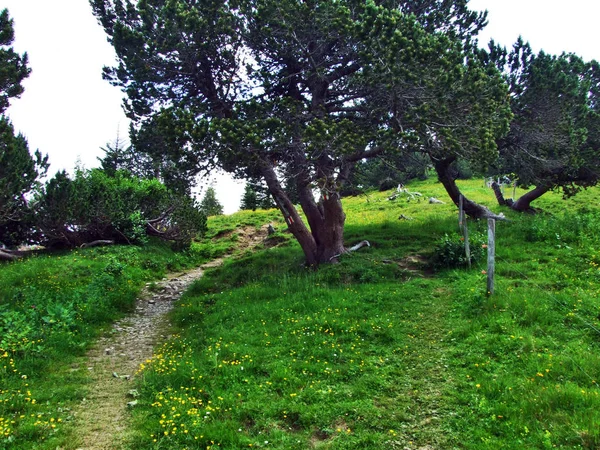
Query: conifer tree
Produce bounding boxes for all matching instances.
[0,9,48,248]
[91,0,508,264]
[199,187,223,216]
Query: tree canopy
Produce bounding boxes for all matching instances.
[0,9,30,115]
[32,168,207,249]
[0,9,48,248]
[199,187,223,217]
[91,0,508,265]
[484,38,600,211]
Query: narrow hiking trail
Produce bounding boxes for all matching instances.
[71,226,267,450]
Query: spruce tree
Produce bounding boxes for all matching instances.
[199,187,223,216]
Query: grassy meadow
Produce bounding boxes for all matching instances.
[0,235,241,448]
[2,177,600,449]
[129,179,600,449]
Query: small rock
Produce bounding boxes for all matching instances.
[128,389,139,398]
[112,372,119,378]
[148,299,156,305]
[127,400,138,408]
[104,348,113,355]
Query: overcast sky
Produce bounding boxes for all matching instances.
[3,0,600,213]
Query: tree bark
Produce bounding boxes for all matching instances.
[315,193,347,262]
[491,182,512,207]
[0,249,19,261]
[491,181,549,213]
[511,185,551,212]
[258,157,320,266]
[258,156,348,266]
[432,156,506,220]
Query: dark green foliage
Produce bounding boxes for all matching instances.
[199,187,223,216]
[240,183,258,211]
[364,21,512,176]
[485,38,600,205]
[33,169,206,248]
[0,118,48,247]
[130,112,209,194]
[97,133,154,179]
[90,0,505,264]
[0,11,47,247]
[240,181,276,211]
[0,9,30,114]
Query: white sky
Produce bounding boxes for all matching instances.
[3,0,600,213]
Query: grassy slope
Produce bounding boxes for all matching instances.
[0,238,240,449]
[2,179,600,449]
[127,179,600,449]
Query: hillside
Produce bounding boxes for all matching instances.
[2,178,600,449]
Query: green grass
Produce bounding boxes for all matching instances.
[124,179,600,449]
[0,239,222,448]
[132,275,457,449]
[3,178,600,448]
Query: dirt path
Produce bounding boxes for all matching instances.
[72,226,267,449]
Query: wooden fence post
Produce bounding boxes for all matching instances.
[458,195,464,231]
[487,218,496,295]
[459,195,471,268]
[464,222,471,269]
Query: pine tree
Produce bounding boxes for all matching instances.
[199,187,223,216]
[0,9,31,114]
[240,184,258,211]
[0,10,48,247]
[92,0,507,264]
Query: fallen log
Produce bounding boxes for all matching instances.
[329,240,371,262]
[0,249,19,261]
[80,240,115,249]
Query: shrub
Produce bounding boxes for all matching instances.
[433,232,487,269]
[32,169,207,248]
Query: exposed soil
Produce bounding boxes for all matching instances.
[71,226,268,449]
[383,254,434,279]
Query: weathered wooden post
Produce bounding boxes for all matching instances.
[458,195,464,231]
[487,218,496,295]
[459,196,471,268]
[464,223,471,270]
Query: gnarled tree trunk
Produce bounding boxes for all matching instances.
[491,182,512,207]
[432,156,505,220]
[258,157,347,266]
[491,182,550,213]
[511,185,551,212]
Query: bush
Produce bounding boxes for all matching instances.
[32,169,207,248]
[433,232,487,269]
